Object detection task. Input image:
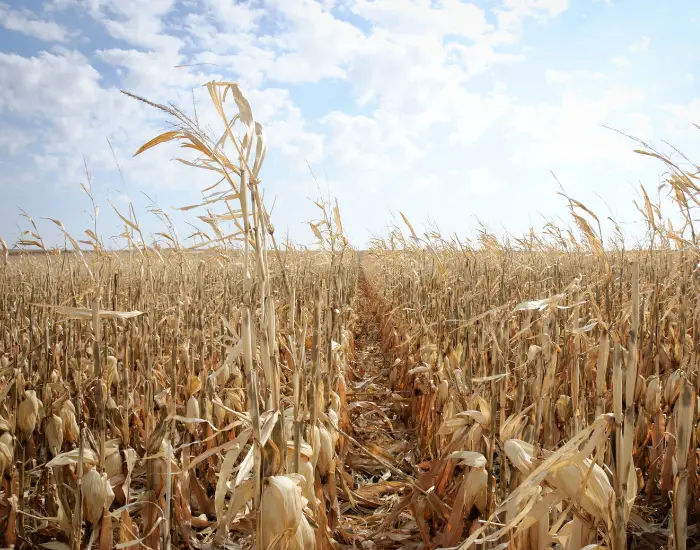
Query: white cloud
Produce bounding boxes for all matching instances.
[322,111,421,178]
[0,51,109,174]
[496,0,570,43]
[465,167,504,196]
[0,3,74,42]
[0,48,198,198]
[202,0,262,33]
[663,98,700,142]
[352,0,492,41]
[96,47,206,102]
[665,98,700,120]
[78,0,181,53]
[0,50,104,118]
[446,90,511,146]
[0,125,34,155]
[546,69,606,86]
[629,35,650,53]
[446,41,524,77]
[608,36,649,70]
[304,0,540,186]
[504,0,570,16]
[248,87,325,168]
[5,0,688,247]
[509,85,649,170]
[0,39,326,254]
[611,55,630,67]
[263,0,364,83]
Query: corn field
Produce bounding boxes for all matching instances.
[0,82,698,550]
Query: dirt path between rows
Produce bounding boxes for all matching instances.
[334,272,425,549]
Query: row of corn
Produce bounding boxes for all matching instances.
[364,230,698,549]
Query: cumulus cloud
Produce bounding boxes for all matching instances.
[0,3,74,42]
[510,86,649,169]
[351,0,492,40]
[546,70,606,86]
[81,0,181,53]
[495,0,569,42]
[465,167,505,197]
[0,50,103,118]
[2,0,693,246]
[663,98,700,140]
[0,49,158,191]
[629,35,651,53]
[611,55,630,67]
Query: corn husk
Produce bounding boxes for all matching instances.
[645,376,662,415]
[153,440,177,496]
[186,395,200,435]
[467,422,483,452]
[45,414,63,456]
[0,432,13,475]
[557,516,595,549]
[187,375,201,397]
[286,441,316,508]
[555,394,572,426]
[224,389,243,417]
[316,424,334,477]
[294,510,315,549]
[505,437,616,527]
[105,440,123,479]
[82,467,107,524]
[60,400,79,443]
[526,344,541,362]
[326,409,339,449]
[500,412,528,441]
[105,355,118,388]
[0,416,11,433]
[260,474,314,550]
[17,390,41,436]
[216,362,230,387]
[664,369,682,407]
[308,425,321,471]
[231,365,243,388]
[212,395,226,426]
[464,465,488,514]
[437,379,449,406]
[329,391,342,415]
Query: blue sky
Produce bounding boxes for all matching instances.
[0,0,698,249]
